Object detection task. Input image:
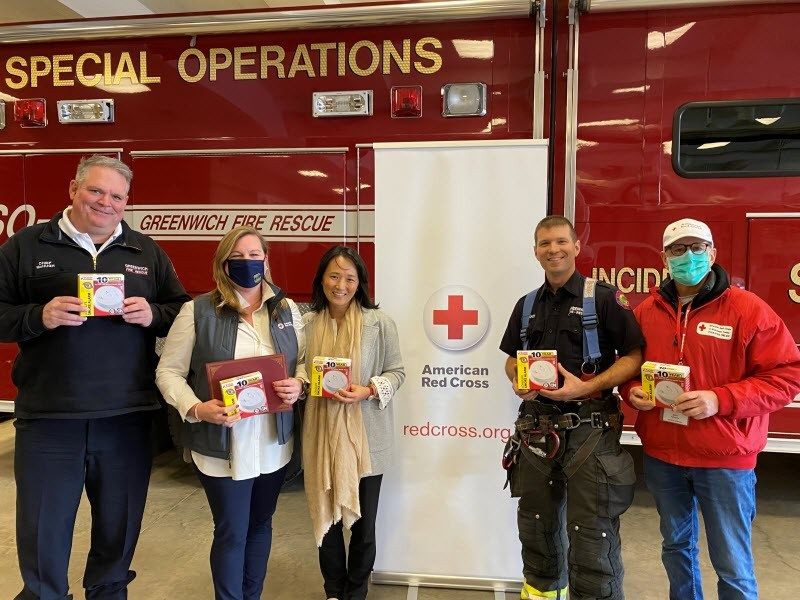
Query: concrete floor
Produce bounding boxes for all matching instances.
[0,418,798,599]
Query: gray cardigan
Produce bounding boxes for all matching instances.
[305,307,405,475]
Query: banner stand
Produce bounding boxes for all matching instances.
[372,572,521,593]
[372,139,549,592]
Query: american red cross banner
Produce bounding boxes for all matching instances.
[372,140,549,590]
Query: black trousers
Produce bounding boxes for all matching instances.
[511,423,636,600]
[319,474,383,600]
[14,412,153,600]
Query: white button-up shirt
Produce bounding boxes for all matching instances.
[156,286,306,480]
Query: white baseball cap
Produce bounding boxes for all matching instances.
[663,218,714,248]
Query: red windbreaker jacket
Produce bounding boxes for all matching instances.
[620,265,800,469]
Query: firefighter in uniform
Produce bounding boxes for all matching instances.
[500,216,644,600]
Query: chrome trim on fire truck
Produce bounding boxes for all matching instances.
[0,1,534,44]
[533,1,547,139]
[563,1,580,224]
[620,430,642,446]
[746,212,800,218]
[0,148,123,154]
[763,438,800,454]
[373,139,547,149]
[581,0,797,12]
[356,146,364,252]
[622,428,800,453]
[0,400,14,413]
[129,148,347,157]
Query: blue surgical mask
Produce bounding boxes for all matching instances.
[226,259,264,288]
[667,251,710,286]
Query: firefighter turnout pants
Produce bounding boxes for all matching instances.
[510,419,636,600]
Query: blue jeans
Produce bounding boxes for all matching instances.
[643,454,757,600]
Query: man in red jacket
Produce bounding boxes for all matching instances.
[621,218,800,600]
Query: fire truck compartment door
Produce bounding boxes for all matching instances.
[127,151,349,299]
[0,154,26,405]
[749,216,800,446]
[747,216,800,342]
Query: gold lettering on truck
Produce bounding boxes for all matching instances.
[30,56,52,88]
[383,39,411,75]
[2,38,444,89]
[349,41,380,77]
[139,51,160,84]
[103,53,113,86]
[52,55,74,87]
[288,45,315,78]
[113,52,138,85]
[5,57,29,89]
[76,53,101,87]
[234,46,257,80]
[209,48,233,81]
[615,267,636,293]
[790,262,800,304]
[415,37,443,74]
[178,48,207,83]
[337,42,347,77]
[260,46,286,79]
[310,42,336,77]
[593,266,669,294]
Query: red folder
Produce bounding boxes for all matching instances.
[205,354,291,413]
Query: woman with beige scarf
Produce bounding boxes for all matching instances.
[303,246,405,600]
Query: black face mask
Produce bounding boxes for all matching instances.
[225,259,264,288]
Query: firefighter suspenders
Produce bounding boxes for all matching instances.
[503,278,611,478]
[520,277,602,386]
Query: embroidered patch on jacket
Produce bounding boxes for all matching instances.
[615,290,631,310]
[696,322,733,340]
[568,306,583,316]
[35,260,55,270]
[125,263,149,276]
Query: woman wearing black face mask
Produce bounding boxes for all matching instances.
[156,226,307,600]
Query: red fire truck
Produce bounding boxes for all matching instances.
[0,0,798,450]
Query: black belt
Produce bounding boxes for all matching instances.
[522,395,618,412]
[504,401,620,478]
[516,411,620,433]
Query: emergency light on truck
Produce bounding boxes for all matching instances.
[312,90,373,117]
[13,98,46,127]
[56,99,114,124]
[442,82,486,117]
[391,86,422,118]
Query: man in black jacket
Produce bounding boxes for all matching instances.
[0,155,190,600]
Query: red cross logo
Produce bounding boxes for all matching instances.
[423,285,489,351]
[698,324,706,331]
[432,295,479,340]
